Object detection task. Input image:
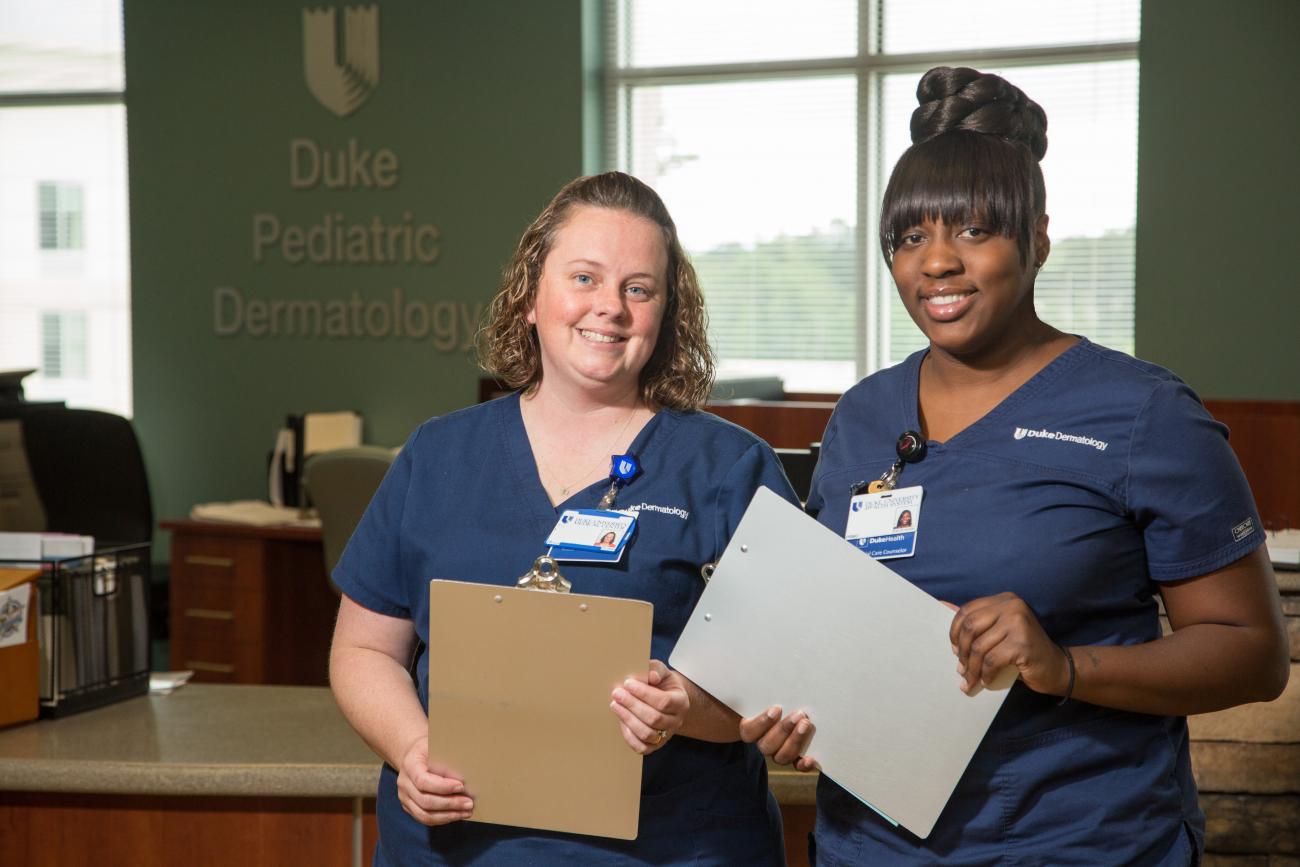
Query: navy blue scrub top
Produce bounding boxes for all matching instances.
[334,392,798,866]
[806,339,1264,866]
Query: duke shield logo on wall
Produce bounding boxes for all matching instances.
[303,5,380,117]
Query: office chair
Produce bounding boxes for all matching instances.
[775,444,819,505]
[20,408,154,544]
[303,446,396,592]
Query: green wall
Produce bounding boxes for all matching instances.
[126,0,1300,539]
[1136,0,1300,399]
[126,1,584,532]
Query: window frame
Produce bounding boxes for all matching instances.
[602,1,1139,382]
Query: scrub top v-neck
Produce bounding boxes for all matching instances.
[902,336,1086,458]
[502,394,668,535]
[334,392,799,866]
[805,338,1264,865]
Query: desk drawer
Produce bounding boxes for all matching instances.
[176,606,236,647]
[171,633,264,683]
[169,565,261,650]
[173,539,257,582]
[163,522,334,686]
[171,574,237,614]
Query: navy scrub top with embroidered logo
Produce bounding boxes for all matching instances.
[333,392,799,866]
[806,338,1264,866]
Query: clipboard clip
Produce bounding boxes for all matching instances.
[516,556,572,594]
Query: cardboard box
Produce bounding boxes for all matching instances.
[0,568,41,728]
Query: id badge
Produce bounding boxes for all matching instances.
[844,485,923,560]
[545,509,637,563]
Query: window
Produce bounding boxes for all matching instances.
[0,0,131,415]
[604,0,1140,392]
[41,311,88,380]
[38,182,85,250]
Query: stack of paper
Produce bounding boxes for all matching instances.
[190,500,320,527]
[0,532,94,562]
[303,411,363,455]
[150,670,195,695]
[1266,529,1300,568]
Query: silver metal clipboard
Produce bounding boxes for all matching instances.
[670,486,1016,839]
[427,561,653,840]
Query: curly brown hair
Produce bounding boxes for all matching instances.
[477,172,714,411]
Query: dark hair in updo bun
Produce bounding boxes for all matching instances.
[880,66,1048,266]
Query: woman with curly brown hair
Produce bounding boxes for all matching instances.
[330,171,797,865]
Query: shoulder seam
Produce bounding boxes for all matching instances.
[1078,343,1181,386]
[1121,380,1166,511]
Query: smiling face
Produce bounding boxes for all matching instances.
[526,205,669,402]
[890,215,1049,361]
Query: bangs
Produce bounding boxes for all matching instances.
[879,131,1043,265]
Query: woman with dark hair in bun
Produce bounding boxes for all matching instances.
[743,67,1288,864]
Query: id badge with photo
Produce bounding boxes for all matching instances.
[545,509,637,563]
[844,485,923,560]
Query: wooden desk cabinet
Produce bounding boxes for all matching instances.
[161,520,340,685]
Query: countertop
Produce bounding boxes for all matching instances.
[0,684,818,804]
[0,684,379,797]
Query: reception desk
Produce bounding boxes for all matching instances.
[0,685,380,867]
[0,684,819,867]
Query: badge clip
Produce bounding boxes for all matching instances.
[516,556,572,594]
[851,430,927,495]
[598,452,641,509]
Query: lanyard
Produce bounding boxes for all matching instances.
[850,430,926,495]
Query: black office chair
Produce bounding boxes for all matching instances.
[20,408,153,544]
[775,444,820,505]
[303,446,396,592]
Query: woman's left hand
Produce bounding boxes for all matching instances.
[739,707,819,771]
[949,592,1070,697]
[610,659,690,755]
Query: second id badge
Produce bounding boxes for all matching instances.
[844,485,923,560]
[545,509,637,563]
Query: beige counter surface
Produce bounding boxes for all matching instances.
[0,684,380,797]
[0,683,819,804]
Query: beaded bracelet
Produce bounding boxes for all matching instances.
[1056,644,1076,706]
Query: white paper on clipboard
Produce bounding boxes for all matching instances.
[669,486,1016,839]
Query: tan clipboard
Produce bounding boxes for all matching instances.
[427,564,653,840]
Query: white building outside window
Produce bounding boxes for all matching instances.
[38,182,85,251]
[0,0,130,415]
[41,310,89,380]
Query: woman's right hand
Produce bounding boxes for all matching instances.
[395,735,475,826]
[739,706,819,772]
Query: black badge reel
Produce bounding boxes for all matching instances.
[851,430,927,496]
